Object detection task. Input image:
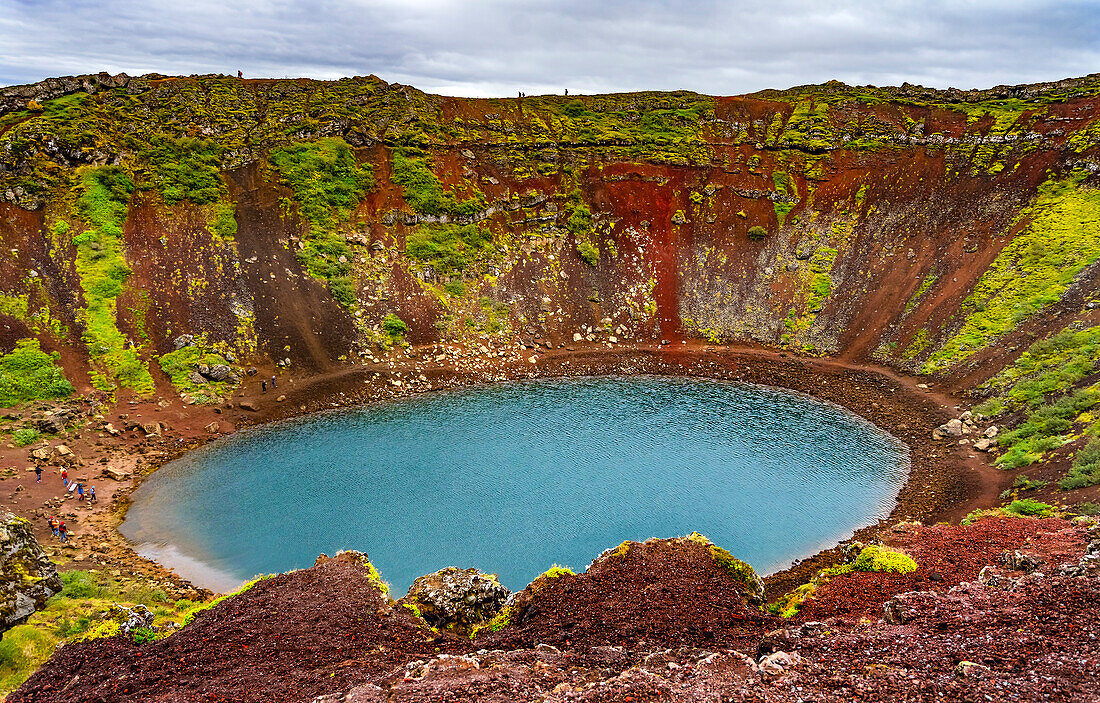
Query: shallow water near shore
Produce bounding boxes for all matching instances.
[122,376,910,594]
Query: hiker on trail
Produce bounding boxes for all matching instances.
[58,521,67,542]
[77,482,84,501]
[237,70,243,78]
[89,485,97,503]
[261,380,267,393]
[61,468,68,486]
[271,375,277,389]
[48,516,59,537]
[34,466,42,482]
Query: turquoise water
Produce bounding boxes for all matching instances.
[121,376,909,594]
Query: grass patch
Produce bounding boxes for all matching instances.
[405,223,494,276]
[13,428,40,447]
[770,545,916,618]
[577,239,599,266]
[1060,437,1100,489]
[747,225,768,241]
[995,385,1099,469]
[74,166,154,394]
[0,338,73,407]
[0,569,203,697]
[143,135,225,205]
[391,148,485,216]
[925,174,1100,373]
[382,314,408,345]
[1005,498,1056,517]
[979,325,1100,414]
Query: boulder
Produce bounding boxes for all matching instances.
[0,513,63,634]
[173,334,194,350]
[398,567,510,633]
[883,590,935,624]
[205,364,235,382]
[983,425,999,438]
[758,650,801,675]
[101,467,129,481]
[188,371,207,385]
[932,418,969,440]
[204,421,220,433]
[973,437,996,452]
[1002,550,1044,573]
[141,422,162,437]
[31,415,66,435]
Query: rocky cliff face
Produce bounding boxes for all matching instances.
[0,512,62,634]
[1,72,1098,389]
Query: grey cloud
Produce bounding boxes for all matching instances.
[1,0,1097,95]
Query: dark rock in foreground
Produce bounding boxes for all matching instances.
[0,512,62,635]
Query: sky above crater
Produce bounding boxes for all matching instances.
[1,0,1097,95]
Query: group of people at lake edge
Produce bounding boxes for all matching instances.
[46,515,67,541]
[60,468,96,503]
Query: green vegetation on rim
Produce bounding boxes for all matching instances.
[770,545,916,618]
[73,166,154,394]
[142,135,226,205]
[924,174,1100,373]
[0,338,73,407]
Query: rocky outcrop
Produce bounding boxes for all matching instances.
[0,513,62,635]
[397,567,509,633]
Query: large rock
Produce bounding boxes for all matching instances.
[932,418,970,440]
[0,513,62,634]
[399,567,510,633]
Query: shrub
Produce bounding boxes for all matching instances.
[60,571,103,599]
[539,565,575,579]
[1076,502,1100,515]
[12,428,40,447]
[1005,499,1056,517]
[577,240,599,266]
[382,314,408,342]
[748,225,768,240]
[0,339,73,407]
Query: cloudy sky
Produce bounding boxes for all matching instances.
[1,0,1097,96]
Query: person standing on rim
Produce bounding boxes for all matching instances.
[89,485,97,503]
[34,465,42,482]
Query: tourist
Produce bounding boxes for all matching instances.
[48,516,59,537]
[34,466,42,482]
[58,521,67,542]
[61,468,68,486]
[271,375,277,389]
[89,485,97,503]
[262,380,267,393]
[77,482,84,501]
[237,70,243,78]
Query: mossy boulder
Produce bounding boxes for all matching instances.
[397,567,510,634]
[0,512,62,634]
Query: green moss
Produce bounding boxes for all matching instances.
[270,137,373,306]
[851,545,917,574]
[1060,438,1100,489]
[925,175,1100,373]
[995,385,1099,469]
[539,565,575,579]
[208,202,238,241]
[772,171,798,224]
[904,273,938,314]
[73,166,154,394]
[747,225,768,241]
[0,338,73,407]
[405,223,494,276]
[391,148,484,216]
[901,329,931,360]
[980,326,1100,414]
